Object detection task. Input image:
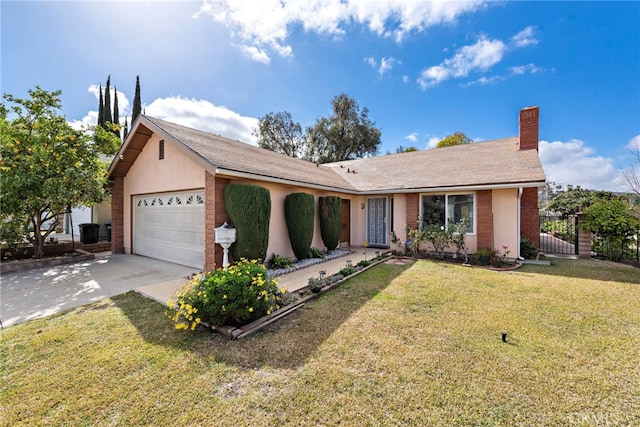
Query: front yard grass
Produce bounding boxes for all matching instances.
[1,258,639,426]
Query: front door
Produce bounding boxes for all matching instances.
[340,199,350,245]
[366,197,387,247]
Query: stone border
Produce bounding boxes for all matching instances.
[0,250,95,274]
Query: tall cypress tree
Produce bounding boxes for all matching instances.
[113,87,120,138]
[132,75,141,123]
[103,75,112,125]
[123,117,129,140]
[97,84,104,127]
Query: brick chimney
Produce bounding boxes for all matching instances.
[519,106,539,150]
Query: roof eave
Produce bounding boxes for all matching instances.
[215,167,360,194]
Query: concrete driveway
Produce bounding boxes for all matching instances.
[0,253,197,328]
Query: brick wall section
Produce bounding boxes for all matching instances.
[215,177,230,267]
[575,213,591,257]
[405,193,419,230]
[519,106,539,150]
[520,187,540,248]
[476,190,493,250]
[204,172,230,271]
[204,171,216,271]
[110,176,125,253]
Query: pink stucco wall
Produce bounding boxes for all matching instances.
[492,188,519,258]
[122,135,206,253]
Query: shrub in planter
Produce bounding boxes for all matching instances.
[308,277,325,293]
[309,247,325,259]
[339,267,356,276]
[168,259,285,329]
[269,253,293,269]
[520,235,538,259]
[224,184,271,262]
[285,192,315,260]
[474,248,496,266]
[318,196,342,250]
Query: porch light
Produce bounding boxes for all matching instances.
[214,222,236,269]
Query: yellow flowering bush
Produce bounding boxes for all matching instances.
[167,259,285,330]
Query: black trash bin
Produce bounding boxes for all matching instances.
[79,223,100,244]
[104,222,112,242]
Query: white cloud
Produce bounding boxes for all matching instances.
[626,134,640,151]
[418,26,539,89]
[365,56,400,77]
[194,0,485,62]
[68,85,131,131]
[510,26,538,48]
[427,136,440,149]
[402,75,409,83]
[404,132,419,143]
[509,63,543,75]
[539,139,623,191]
[145,96,258,144]
[418,35,505,89]
[462,63,544,87]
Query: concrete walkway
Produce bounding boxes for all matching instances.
[136,247,381,303]
[1,248,383,328]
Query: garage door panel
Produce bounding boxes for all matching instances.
[133,191,205,269]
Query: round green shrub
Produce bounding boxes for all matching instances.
[285,192,315,260]
[319,196,342,250]
[168,259,285,329]
[224,183,271,262]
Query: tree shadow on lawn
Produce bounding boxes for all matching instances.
[112,262,414,371]
[519,257,639,285]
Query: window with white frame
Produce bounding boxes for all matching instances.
[421,193,475,233]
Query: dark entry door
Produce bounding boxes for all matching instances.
[340,199,350,245]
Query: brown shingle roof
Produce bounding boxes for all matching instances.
[324,137,546,191]
[111,116,545,193]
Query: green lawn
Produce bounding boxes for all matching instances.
[2,258,639,426]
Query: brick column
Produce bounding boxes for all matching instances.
[576,213,592,257]
[476,190,493,250]
[204,172,230,271]
[520,187,540,248]
[204,171,215,271]
[110,176,125,253]
[215,177,230,267]
[405,193,419,230]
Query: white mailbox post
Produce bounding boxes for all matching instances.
[214,222,237,269]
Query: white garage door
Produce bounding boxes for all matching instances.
[133,191,205,269]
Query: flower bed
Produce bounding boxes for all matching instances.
[167,253,393,339]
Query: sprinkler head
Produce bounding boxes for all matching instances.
[501,331,508,343]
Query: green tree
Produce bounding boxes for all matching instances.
[307,93,381,163]
[0,87,108,258]
[103,75,112,125]
[97,84,104,127]
[253,111,305,157]
[132,75,141,123]
[580,198,640,260]
[113,86,120,137]
[396,145,418,153]
[545,187,617,218]
[93,122,122,155]
[436,132,472,148]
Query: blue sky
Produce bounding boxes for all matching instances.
[2,1,639,191]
